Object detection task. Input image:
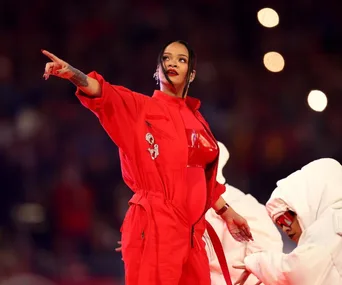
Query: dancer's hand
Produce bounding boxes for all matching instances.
[233,264,262,285]
[115,240,122,252]
[42,50,74,80]
[222,207,253,242]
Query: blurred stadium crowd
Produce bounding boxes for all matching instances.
[0,0,341,284]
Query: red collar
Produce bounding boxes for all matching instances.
[152,90,201,111]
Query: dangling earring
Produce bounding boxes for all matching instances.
[153,71,159,85]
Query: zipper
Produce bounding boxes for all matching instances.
[190,110,217,248]
[145,120,174,140]
[190,226,194,247]
[190,206,207,248]
[190,176,209,248]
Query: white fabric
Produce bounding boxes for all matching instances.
[244,158,342,285]
[205,186,284,285]
[204,142,283,285]
[216,141,229,185]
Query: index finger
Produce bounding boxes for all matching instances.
[42,49,60,62]
[232,265,246,270]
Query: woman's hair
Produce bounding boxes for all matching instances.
[157,40,197,98]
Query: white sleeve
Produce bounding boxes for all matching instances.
[244,251,288,285]
[244,243,331,285]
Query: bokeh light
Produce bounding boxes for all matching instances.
[257,8,279,28]
[263,52,285,72]
[307,90,328,112]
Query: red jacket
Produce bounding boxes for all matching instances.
[77,72,224,216]
[76,71,226,284]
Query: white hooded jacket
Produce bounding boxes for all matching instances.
[204,142,283,285]
[244,158,342,285]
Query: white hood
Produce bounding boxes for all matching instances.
[266,158,342,231]
[216,141,230,185]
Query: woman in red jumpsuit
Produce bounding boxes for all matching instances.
[42,40,253,285]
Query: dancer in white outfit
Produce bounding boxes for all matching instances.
[235,158,342,285]
[204,142,283,285]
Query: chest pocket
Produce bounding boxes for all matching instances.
[144,113,179,163]
[145,113,176,141]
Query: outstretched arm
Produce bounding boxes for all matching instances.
[42,49,101,97]
[42,49,147,153]
[241,243,329,285]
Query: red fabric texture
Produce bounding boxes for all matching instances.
[180,103,219,224]
[75,72,227,285]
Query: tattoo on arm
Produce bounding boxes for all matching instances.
[68,65,89,87]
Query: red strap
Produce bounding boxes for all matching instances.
[206,220,233,285]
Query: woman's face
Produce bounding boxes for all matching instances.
[276,211,302,243]
[158,42,194,91]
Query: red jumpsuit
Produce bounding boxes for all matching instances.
[76,72,226,285]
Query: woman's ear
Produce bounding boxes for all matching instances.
[190,70,196,83]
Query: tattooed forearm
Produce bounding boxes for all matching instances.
[66,65,101,97]
[68,65,89,87]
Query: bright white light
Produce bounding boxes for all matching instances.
[307,90,328,112]
[263,52,285,72]
[257,8,279,28]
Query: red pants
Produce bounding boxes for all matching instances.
[121,192,211,285]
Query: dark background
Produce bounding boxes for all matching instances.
[0,0,341,283]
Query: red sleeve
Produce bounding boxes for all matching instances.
[75,71,147,152]
[211,181,226,207]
